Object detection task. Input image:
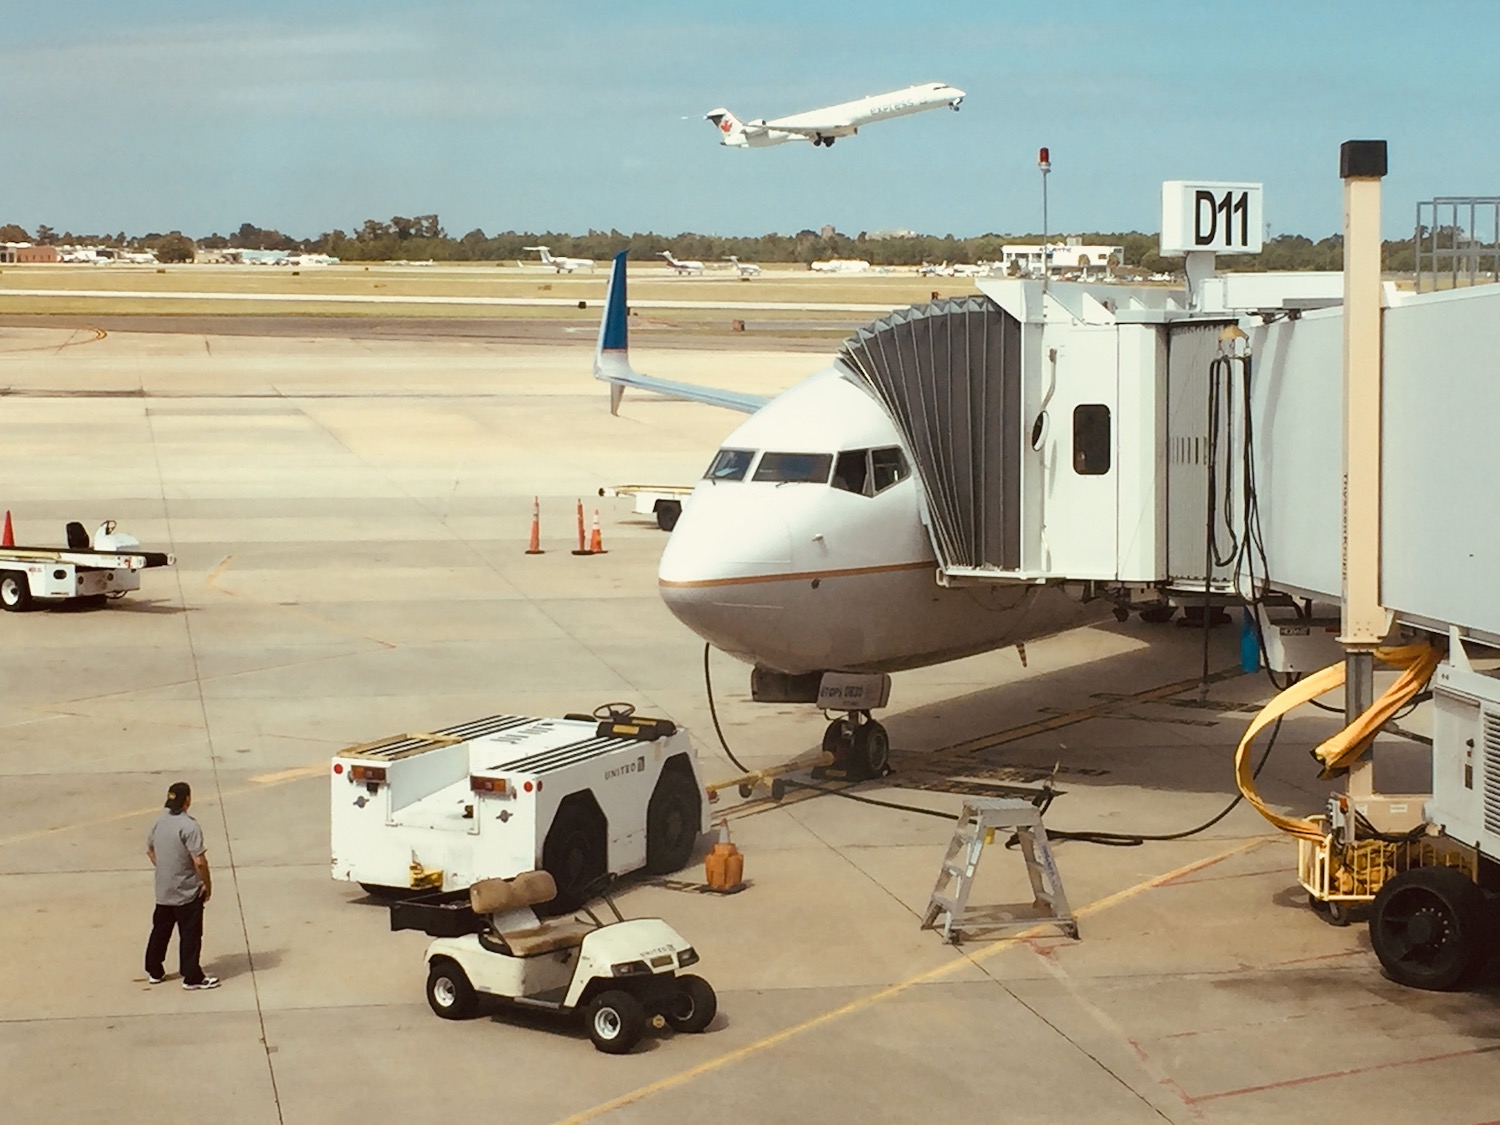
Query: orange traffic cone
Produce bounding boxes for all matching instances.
[705,822,745,893]
[588,509,605,554]
[524,496,544,555]
[570,499,590,555]
[1,510,12,548]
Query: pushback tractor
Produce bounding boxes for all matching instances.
[330,704,709,910]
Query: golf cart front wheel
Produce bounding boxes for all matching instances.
[587,989,646,1054]
[665,974,717,1033]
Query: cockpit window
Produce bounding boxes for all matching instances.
[870,447,909,493]
[704,448,754,481]
[752,452,833,484]
[832,450,869,494]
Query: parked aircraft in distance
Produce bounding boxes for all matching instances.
[660,250,705,276]
[522,246,596,273]
[705,82,965,149]
[725,256,762,277]
[810,259,871,274]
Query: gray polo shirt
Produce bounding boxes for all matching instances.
[147,809,205,906]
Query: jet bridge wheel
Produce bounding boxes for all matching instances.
[1370,866,1488,991]
[0,572,32,612]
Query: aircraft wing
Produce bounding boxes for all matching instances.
[594,252,770,416]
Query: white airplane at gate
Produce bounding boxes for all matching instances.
[522,245,596,273]
[660,250,705,276]
[706,81,965,149]
[592,252,1097,776]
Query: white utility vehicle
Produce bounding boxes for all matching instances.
[392,869,716,1053]
[597,484,691,531]
[331,704,707,909]
[0,520,174,612]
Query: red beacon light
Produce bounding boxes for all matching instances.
[1038,147,1051,172]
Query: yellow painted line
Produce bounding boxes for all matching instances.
[251,764,327,784]
[0,764,328,849]
[204,553,236,592]
[559,836,1272,1124]
[934,668,1240,757]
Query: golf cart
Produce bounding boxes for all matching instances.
[391,869,716,1054]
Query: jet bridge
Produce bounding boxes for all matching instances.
[838,274,1500,647]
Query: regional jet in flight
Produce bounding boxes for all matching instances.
[522,246,596,273]
[706,82,965,149]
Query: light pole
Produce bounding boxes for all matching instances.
[1038,146,1051,290]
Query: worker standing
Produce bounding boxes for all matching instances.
[144,781,219,990]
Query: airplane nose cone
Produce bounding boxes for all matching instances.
[657,489,794,662]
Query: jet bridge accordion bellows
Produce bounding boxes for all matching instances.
[838,297,1023,572]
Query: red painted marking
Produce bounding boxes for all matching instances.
[1190,1044,1500,1104]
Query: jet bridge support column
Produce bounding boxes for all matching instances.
[1339,140,1398,830]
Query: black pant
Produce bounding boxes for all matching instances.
[145,895,206,983]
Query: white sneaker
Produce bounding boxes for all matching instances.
[183,976,220,990]
[146,973,165,985]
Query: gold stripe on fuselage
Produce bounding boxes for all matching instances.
[658,560,933,590]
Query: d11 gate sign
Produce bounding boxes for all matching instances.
[1160,181,1263,254]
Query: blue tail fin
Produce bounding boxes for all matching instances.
[594,250,630,414]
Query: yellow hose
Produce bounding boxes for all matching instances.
[1234,641,1442,842]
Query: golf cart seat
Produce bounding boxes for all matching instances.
[469,871,595,957]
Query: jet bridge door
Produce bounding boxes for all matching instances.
[838,297,1022,573]
[1033,326,1119,580]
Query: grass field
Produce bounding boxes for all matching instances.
[0,262,980,322]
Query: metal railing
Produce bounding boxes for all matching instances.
[1415,197,1500,292]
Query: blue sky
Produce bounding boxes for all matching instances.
[2,1,1493,241]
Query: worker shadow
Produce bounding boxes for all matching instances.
[202,947,284,982]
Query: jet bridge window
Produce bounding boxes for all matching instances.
[753,452,833,484]
[1072,404,1111,476]
[705,448,755,481]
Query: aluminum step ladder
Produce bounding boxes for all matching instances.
[921,797,1078,944]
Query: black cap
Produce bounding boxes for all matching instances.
[1339,140,1387,180]
[165,781,191,812]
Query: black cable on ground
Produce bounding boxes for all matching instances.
[703,642,752,776]
[703,642,1288,846]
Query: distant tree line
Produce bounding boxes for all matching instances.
[0,216,1465,273]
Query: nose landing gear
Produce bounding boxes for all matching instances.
[819,711,891,781]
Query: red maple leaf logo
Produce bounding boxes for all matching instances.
[719,118,733,133]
